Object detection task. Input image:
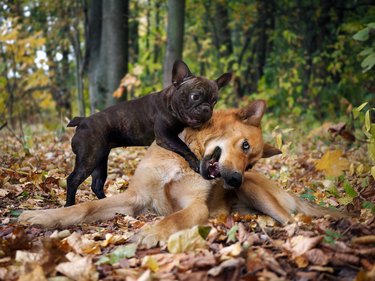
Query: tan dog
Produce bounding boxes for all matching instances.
[19,100,343,246]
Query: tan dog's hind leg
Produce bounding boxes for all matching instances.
[237,171,347,224]
[237,172,293,224]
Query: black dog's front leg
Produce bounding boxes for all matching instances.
[155,122,200,173]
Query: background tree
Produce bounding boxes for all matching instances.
[162,0,185,87]
[0,0,374,129]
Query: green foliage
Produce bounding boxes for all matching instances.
[353,22,375,72]
[352,102,375,178]
[227,225,238,242]
[300,188,316,202]
[362,201,375,214]
[323,229,344,245]
[96,243,137,265]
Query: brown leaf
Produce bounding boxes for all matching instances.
[56,253,98,281]
[18,264,47,281]
[352,235,375,245]
[64,232,101,255]
[283,235,323,257]
[304,249,329,266]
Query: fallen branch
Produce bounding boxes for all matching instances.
[0,122,7,131]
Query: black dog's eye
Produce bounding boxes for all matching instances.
[242,140,250,151]
[190,93,200,101]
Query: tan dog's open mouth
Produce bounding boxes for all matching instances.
[200,146,222,180]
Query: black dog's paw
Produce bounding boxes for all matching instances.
[188,158,200,173]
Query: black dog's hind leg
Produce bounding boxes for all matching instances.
[91,151,109,200]
[65,148,103,206]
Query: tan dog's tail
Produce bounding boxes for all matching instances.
[293,194,346,219]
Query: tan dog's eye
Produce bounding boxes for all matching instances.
[242,140,250,152]
[190,93,200,101]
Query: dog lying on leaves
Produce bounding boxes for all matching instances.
[19,100,344,247]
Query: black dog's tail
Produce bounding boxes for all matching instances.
[67,117,85,127]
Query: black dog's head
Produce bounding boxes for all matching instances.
[168,60,232,128]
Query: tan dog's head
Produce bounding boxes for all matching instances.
[199,100,281,189]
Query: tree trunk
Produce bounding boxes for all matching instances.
[87,0,103,113]
[163,0,185,88]
[97,0,129,108]
[213,1,233,61]
[153,0,161,64]
[129,1,139,64]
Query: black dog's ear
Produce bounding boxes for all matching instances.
[237,100,266,127]
[172,60,193,86]
[216,73,232,89]
[262,143,282,158]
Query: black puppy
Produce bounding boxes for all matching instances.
[65,60,231,206]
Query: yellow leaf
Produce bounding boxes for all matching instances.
[141,256,159,272]
[371,166,375,180]
[276,133,282,150]
[356,164,364,175]
[369,141,375,162]
[315,150,350,177]
[365,110,371,131]
[167,225,207,254]
[337,195,354,206]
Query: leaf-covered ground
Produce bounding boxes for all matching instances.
[0,123,374,281]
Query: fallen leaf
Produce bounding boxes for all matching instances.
[18,264,47,281]
[304,249,329,265]
[315,150,350,177]
[96,243,137,265]
[167,225,208,254]
[141,256,159,272]
[207,258,245,277]
[219,242,243,259]
[284,235,323,257]
[295,255,308,268]
[15,250,44,263]
[64,232,101,255]
[56,253,98,281]
[351,235,375,245]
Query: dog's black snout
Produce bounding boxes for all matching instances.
[202,106,211,114]
[227,172,243,188]
[200,104,212,116]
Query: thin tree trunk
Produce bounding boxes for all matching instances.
[153,0,161,64]
[163,0,185,88]
[87,0,103,113]
[98,0,129,107]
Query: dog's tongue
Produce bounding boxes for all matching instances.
[208,162,220,178]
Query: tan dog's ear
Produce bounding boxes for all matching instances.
[215,73,232,89]
[237,100,266,127]
[172,60,193,86]
[262,143,282,158]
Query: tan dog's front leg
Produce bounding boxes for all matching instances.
[135,199,209,248]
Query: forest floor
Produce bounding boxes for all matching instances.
[0,119,374,281]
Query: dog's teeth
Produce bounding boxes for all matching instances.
[209,174,215,178]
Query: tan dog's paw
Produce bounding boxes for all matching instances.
[130,225,168,249]
[18,210,56,228]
